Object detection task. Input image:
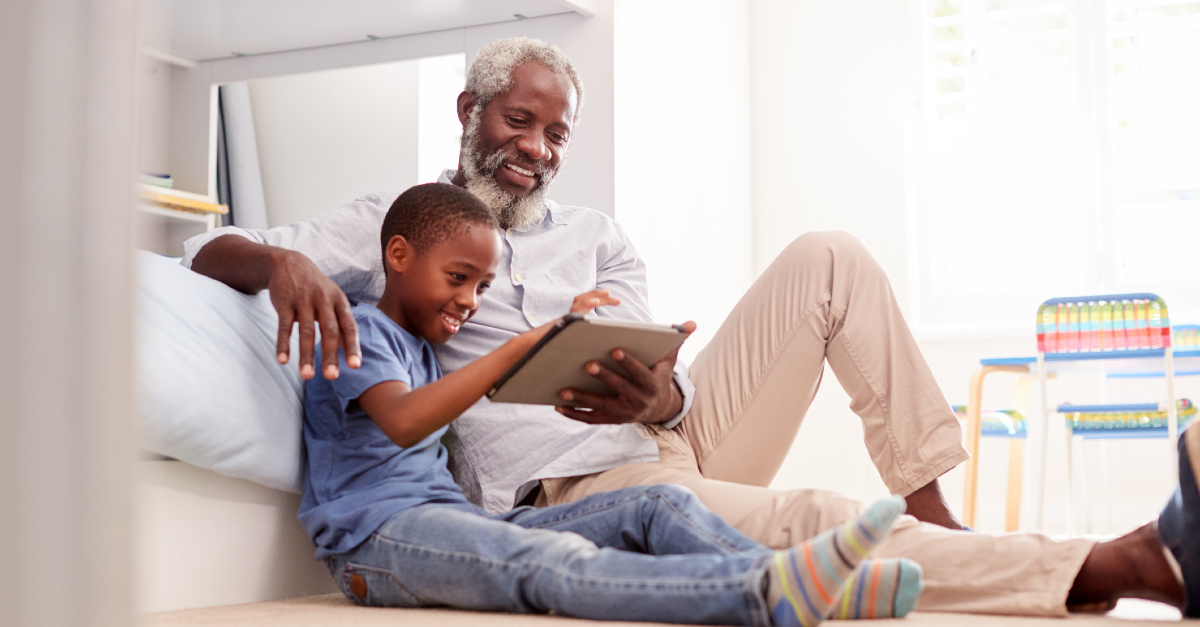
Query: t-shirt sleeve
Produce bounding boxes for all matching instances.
[326,315,414,412]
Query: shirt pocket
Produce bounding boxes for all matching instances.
[524,249,597,324]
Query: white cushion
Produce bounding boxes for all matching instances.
[135,250,304,493]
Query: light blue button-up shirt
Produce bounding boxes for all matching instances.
[182,171,695,513]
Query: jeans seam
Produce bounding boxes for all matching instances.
[526,490,748,554]
[343,559,428,605]
[369,532,751,589]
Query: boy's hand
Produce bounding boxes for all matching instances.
[569,289,621,315]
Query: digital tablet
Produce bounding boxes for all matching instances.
[488,314,691,406]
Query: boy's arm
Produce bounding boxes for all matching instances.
[358,290,619,448]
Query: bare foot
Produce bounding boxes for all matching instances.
[1066,523,1184,610]
[904,479,968,530]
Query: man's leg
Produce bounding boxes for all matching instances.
[682,231,968,525]
[542,433,1094,616]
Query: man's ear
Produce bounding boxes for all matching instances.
[385,235,413,274]
[456,90,475,127]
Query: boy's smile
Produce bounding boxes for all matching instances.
[385,223,503,345]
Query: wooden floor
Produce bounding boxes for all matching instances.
[140,594,1193,627]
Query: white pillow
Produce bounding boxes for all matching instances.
[135,250,305,493]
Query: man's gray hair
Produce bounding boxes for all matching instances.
[465,37,584,125]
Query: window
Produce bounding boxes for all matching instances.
[910,0,1200,329]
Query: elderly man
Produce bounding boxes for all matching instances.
[185,38,1197,617]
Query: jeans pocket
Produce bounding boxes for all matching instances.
[340,562,427,608]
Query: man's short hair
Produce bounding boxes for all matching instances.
[466,37,585,125]
[380,184,499,263]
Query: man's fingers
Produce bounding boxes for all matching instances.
[609,348,656,388]
[297,308,317,380]
[555,405,626,425]
[556,388,615,412]
[276,308,295,364]
[580,361,639,399]
[657,320,697,367]
[335,299,361,369]
[318,304,342,379]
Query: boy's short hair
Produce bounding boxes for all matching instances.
[380,184,500,264]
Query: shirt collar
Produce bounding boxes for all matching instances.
[437,169,566,227]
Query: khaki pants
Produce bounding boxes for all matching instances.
[540,231,1094,616]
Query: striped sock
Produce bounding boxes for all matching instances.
[767,496,906,627]
[828,558,924,620]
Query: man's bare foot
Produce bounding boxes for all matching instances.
[904,479,968,530]
[1066,523,1184,611]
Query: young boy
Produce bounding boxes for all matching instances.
[299,183,924,626]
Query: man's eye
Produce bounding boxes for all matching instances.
[549,133,567,145]
[507,116,526,126]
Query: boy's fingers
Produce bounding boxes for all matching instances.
[276,308,295,364]
[297,308,317,380]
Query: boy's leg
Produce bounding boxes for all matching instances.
[501,484,765,556]
[328,502,775,625]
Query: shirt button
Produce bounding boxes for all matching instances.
[507,229,514,236]
[526,312,535,324]
[514,274,523,284]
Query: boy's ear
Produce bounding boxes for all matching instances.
[384,235,413,274]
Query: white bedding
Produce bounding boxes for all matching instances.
[135,250,305,493]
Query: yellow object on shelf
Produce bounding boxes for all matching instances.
[137,185,228,215]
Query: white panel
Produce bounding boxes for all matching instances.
[133,461,336,613]
[613,0,754,363]
[170,0,574,61]
[0,0,139,625]
[248,60,421,228]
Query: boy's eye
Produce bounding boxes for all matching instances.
[449,273,466,282]
[478,282,491,293]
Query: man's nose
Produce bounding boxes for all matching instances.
[515,130,551,163]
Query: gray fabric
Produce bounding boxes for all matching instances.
[217,82,269,230]
[181,171,696,513]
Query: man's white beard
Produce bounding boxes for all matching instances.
[460,113,557,230]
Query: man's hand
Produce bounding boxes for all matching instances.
[267,249,361,380]
[555,320,696,425]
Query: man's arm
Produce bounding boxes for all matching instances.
[182,193,393,379]
[191,234,360,380]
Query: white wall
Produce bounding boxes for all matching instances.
[248,60,420,228]
[748,0,1190,535]
[613,0,755,364]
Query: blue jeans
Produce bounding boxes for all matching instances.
[326,484,776,626]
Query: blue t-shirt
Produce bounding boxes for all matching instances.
[299,303,469,558]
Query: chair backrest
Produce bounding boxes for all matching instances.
[1176,324,1200,352]
[1061,398,1195,430]
[1036,293,1170,354]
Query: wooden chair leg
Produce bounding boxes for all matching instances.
[1005,438,1024,532]
[962,365,1030,529]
